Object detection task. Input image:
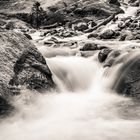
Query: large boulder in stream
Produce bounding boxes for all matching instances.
[112,52,140,99]
[99,29,120,39]
[0,31,55,115]
[98,48,112,63]
[80,43,98,51]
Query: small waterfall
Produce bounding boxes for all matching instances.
[0,55,140,140]
[46,56,102,91]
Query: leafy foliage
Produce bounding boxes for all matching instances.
[30,1,47,29]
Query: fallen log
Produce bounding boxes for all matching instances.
[84,14,116,33]
[41,23,60,29]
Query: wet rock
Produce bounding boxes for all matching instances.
[118,21,126,29]
[119,34,127,41]
[103,50,121,67]
[24,33,32,40]
[125,32,140,40]
[44,41,54,45]
[98,48,112,63]
[112,53,140,99]
[87,33,98,39]
[99,29,117,39]
[80,43,98,51]
[0,31,55,115]
[29,29,36,34]
[4,20,30,30]
[0,96,14,117]
[73,8,84,16]
[108,0,121,6]
[133,34,140,40]
[78,2,123,18]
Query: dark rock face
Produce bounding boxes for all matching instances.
[45,0,124,27]
[0,0,124,31]
[87,33,98,39]
[112,53,140,99]
[24,33,32,40]
[129,0,140,6]
[99,29,117,39]
[118,21,126,29]
[98,48,112,63]
[120,32,140,41]
[103,50,121,67]
[119,34,127,41]
[0,31,55,115]
[80,43,98,51]
[108,0,120,6]
[73,2,123,17]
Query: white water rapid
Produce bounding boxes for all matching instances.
[0,55,140,140]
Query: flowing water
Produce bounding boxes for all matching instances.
[0,56,140,140]
[1,4,140,140]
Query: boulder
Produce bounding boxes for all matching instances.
[112,52,140,99]
[80,43,98,51]
[98,48,112,63]
[103,50,121,67]
[119,34,127,41]
[4,20,30,30]
[125,32,140,40]
[75,2,123,18]
[24,33,32,40]
[118,21,126,29]
[99,29,116,39]
[0,31,55,115]
[108,0,121,6]
[87,33,98,39]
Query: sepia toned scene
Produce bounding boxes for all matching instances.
[0,0,140,140]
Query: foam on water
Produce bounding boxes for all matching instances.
[0,56,140,140]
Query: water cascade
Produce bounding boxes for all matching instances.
[0,2,140,140]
